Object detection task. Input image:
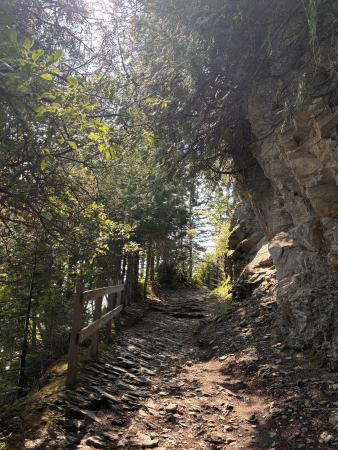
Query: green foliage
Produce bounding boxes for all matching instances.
[194,253,221,289]
[128,0,337,176]
[213,277,232,302]
[194,223,232,298]
[157,261,190,287]
[0,0,196,402]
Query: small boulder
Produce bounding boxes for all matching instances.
[134,433,159,448]
[86,436,105,448]
[329,412,338,428]
[165,403,178,413]
[319,431,334,444]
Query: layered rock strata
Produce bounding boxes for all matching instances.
[230,96,338,367]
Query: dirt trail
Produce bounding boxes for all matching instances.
[22,289,338,449]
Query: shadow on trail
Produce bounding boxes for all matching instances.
[196,294,337,450]
[28,290,206,449]
[6,289,336,449]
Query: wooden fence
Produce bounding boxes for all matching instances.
[66,280,124,387]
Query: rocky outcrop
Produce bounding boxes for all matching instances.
[228,202,265,280]
[228,203,275,302]
[221,0,338,367]
[230,90,338,367]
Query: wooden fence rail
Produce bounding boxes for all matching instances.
[66,280,124,387]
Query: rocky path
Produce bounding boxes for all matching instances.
[21,289,338,449]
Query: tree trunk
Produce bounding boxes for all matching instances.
[121,253,127,282]
[18,249,37,396]
[134,250,139,300]
[150,247,155,286]
[188,187,194,280]
[140,253,145,279]
[144,243,152,298]
[124,254,133,306]
[31,308,37,352]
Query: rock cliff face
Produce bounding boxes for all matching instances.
[229,95,338,367]
[228,203,275,301]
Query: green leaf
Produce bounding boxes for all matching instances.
[68,76,79,87]
[98,123,109,132]
[88,133,100,141]
[40,158,48,171]
[67,140,78,150]
[52,49,62,61]
[105,150,112,160]
[35,105,46,114]
[9,29,17,43]
[47,49,62,65]
[32,49,44,61]
[161,99,171,109]
[41,91,56,100]
[22,37,34,49]
[40,73,53,81]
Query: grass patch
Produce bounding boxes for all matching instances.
[213,276,232,302]
[0,357,69,449]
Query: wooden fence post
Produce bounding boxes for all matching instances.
[66,281,124,386]
[90,296,102,358]
[66,280,84,387]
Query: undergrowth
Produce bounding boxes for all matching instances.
[213,276,232,302]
